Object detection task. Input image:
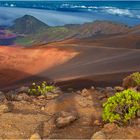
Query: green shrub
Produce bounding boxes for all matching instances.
[131,72,140,85]
[28,81,56,96]
[122,72,140,88]
[102,89,140,124]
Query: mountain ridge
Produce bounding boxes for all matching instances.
[2,15,138,47]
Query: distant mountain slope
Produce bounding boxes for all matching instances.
[10,15,49,35]
[4,15,140,47]
[65,21,130,38]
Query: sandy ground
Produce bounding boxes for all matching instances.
[0,32,140,89]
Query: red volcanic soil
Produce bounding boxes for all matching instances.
[0,32,140,90]
[0,46,78,88]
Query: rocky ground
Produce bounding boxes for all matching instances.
[0,81,140,139]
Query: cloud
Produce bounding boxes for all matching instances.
[0,6,139,27]
[0,7,93,26]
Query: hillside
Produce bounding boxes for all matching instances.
[10,15,49,35]
[0,15,138,47]
[0,15,139,89]
[6,15,132,46]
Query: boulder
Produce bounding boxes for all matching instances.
[91,131,106,139]
[55,111,78,128]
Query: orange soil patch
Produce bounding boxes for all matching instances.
[0,45,78,87]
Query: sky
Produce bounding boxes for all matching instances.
[0,0,140,1]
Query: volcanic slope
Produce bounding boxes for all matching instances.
[0,18,140,89]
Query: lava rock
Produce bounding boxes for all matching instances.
[55,111,78,128]
[114,86,124,92]
[15,86,29,94]
[5,90,16,101]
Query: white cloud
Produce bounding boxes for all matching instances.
[0,7,93,26]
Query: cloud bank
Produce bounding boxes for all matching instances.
[0,7,93,26]
[0,7,140,27]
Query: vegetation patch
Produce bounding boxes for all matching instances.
[102,89,140,125]
[123,72,140,88]
[28,81,56,96]
[131,72,140,85]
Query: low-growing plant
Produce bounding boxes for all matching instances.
[28,81,56,96]
[131,72,140,85]
[102,89,140,125]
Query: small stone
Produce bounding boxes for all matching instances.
[46,93,59,100]
[37,95,45,99]
[0,103,12,114]
[98,94,106,100]
[106,87,114,92]
[91,86,95,90]
[5,90,16,101]
[76,96,93,108]
[93,120,101,126]
[52,87,61,94]
[55,111,78,128]
[114,86,124,92]
[76,90,81,94]
[96,87,105,92]
[30,133,41,140]
[0,91,6,102]
[41,106,45,111]
[68,88,73,91]
[86,95,93,100]
[106,91,115,97]
[15,93,30,101]
[81,88,90,97]
[91,131,106,139]
[16,86,29,93]
[103,123,118,133]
